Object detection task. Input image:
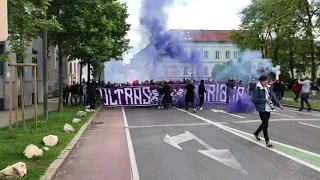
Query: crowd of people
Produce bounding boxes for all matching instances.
[62,79,104,111]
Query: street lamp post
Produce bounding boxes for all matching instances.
[200,29,204,80]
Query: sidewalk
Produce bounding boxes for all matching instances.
[0,98,58,127]
[54,108,131,180]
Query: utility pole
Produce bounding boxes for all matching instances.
[42,1,48,120]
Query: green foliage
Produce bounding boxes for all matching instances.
[231,0,320,79]
[7,0,60,62]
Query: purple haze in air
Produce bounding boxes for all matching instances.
[139,0,202,72]
[226,94,255,113]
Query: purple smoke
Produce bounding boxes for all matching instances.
[139,0,202,73]
[226,94,255,113]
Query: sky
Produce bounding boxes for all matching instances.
[119,0,252,64]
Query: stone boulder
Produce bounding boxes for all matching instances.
[76,111,86,117]
[43,135,58,147]
[72,118,81,123]
[63,123,75,132]
[23,144,43,159]
[0,162,27,179]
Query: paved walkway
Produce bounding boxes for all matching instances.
[55,108,131,180]
[0,98,58,127]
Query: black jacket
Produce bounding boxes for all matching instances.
[198,84,206,95]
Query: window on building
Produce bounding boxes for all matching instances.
[163,67,168,75]
[70,62,72,74]
[32,49,37,76]
[184,67,188,75]
[215,51,220,59]
[226,51,230,59]
[234,51,238,59]
[204,66,208,75]
[0,43,4,76]
[204,51,209,59]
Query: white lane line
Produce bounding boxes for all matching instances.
[127,122,227,129]
[122,107,140,180]
[211,109,245,119]
[299,122,320,129]
[253,111,293,118]
[175,107,320,173]
[271,112,294,118]
[235,119,320,124]
[284,109,320,117]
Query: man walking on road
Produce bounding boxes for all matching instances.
[199,80,207,110]
[298,76,311,111]
[184,80,196,113]
[252,75,283,147]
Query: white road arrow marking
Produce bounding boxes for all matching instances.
[163,131,194,150]
[211,109,245,119]
[163,131,248,174]
[198,149,248,175]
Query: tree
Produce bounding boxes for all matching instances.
[47,0,130,112]
[294,0,320,79]
[6,0,59,127]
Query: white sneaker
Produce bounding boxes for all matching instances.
[200,107,203,111]
[158,106,161,109]
[193,109,196,113]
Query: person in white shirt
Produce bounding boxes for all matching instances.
[298,76,311,111]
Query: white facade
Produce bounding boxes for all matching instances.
[131,30,240,81]
[159,41,239,80]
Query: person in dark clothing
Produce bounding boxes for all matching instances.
[198,80,207,110]
[162,82,171,110]
[78,83,83,105]
[184,80,196,113]
[249,79,257,96]
[226,79,235,104]
[158,84,164,109]
[63,83,70,106]
[87,80,97,111]
[252,75,283,147]
[70,81,78,106]
[273,81,285,100]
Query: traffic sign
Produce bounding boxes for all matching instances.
[0,0,8,41]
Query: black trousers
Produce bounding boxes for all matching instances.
[199,94,204,107]
[162,95,171,109]
[185,99,194,111]
[255,112,271,142]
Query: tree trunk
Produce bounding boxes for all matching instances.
[80,60,83,84]
[310,39,316,80]
[87,63,90,81]
[19,66,26,129]
[289,47,294,78]
[42,22,48,120]
[57,33,64,112]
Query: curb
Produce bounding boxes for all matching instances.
[40,106,102,180]
[282,104,320,112]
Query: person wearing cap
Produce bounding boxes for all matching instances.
[252,75,284,147]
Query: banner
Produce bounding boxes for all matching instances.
[99,84,247,107]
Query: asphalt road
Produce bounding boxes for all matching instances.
[124,106,320,180]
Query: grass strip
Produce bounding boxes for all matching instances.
[0,106,93,180]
